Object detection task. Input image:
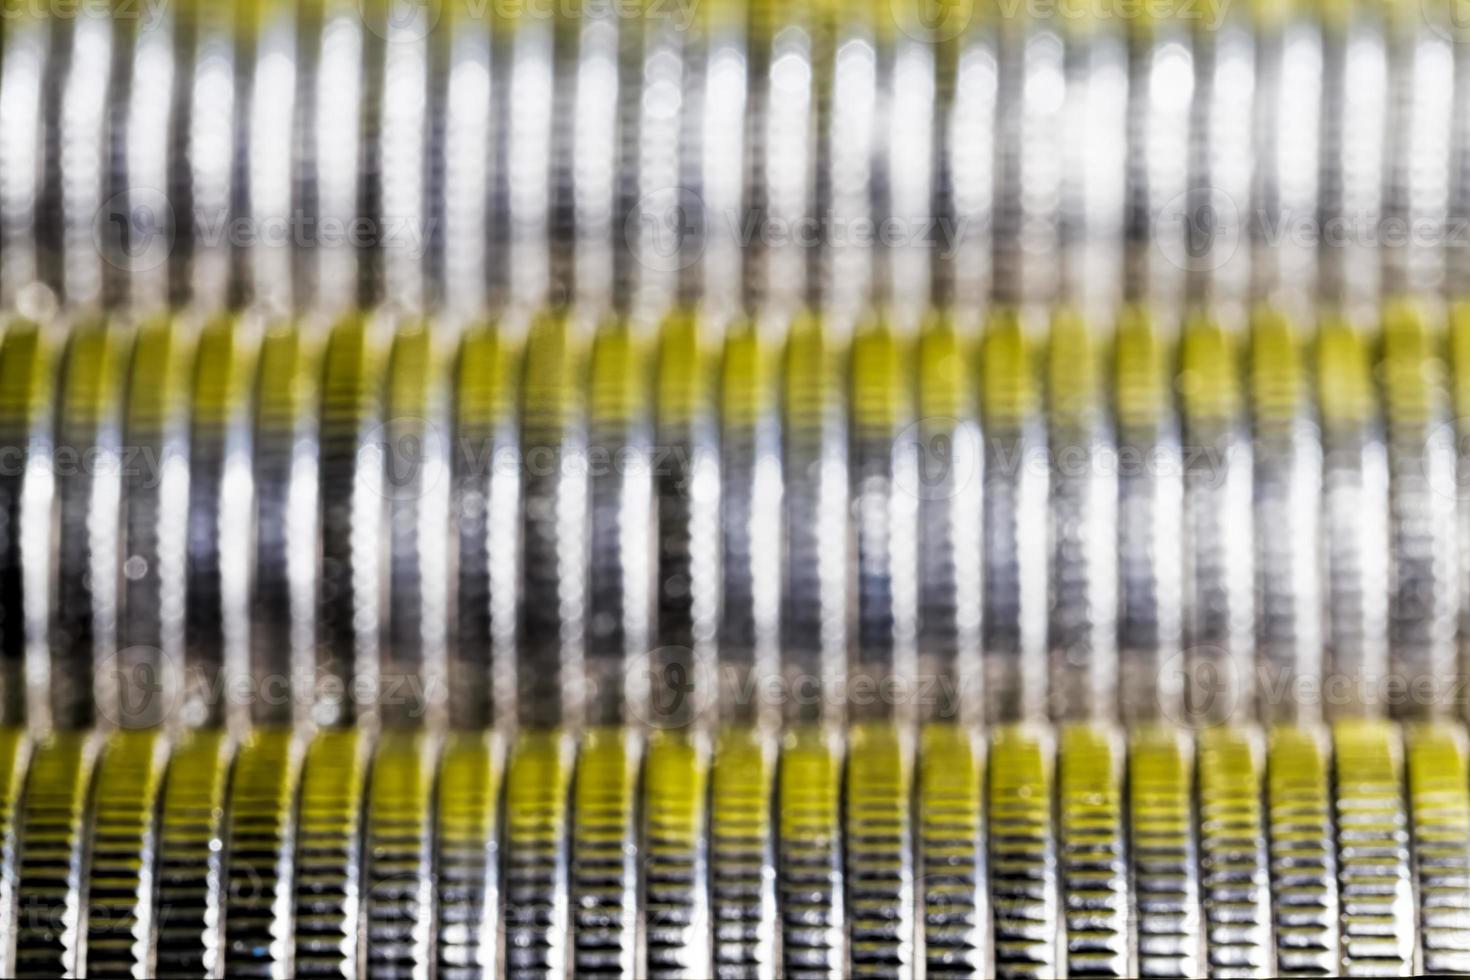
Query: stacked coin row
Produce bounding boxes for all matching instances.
[0,0,1466,329]
[4,306,1467,733]
[1,711,1467,976]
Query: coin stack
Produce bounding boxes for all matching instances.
[0,0,1468,977]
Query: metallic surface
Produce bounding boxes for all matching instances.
[0,1,1469,978]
